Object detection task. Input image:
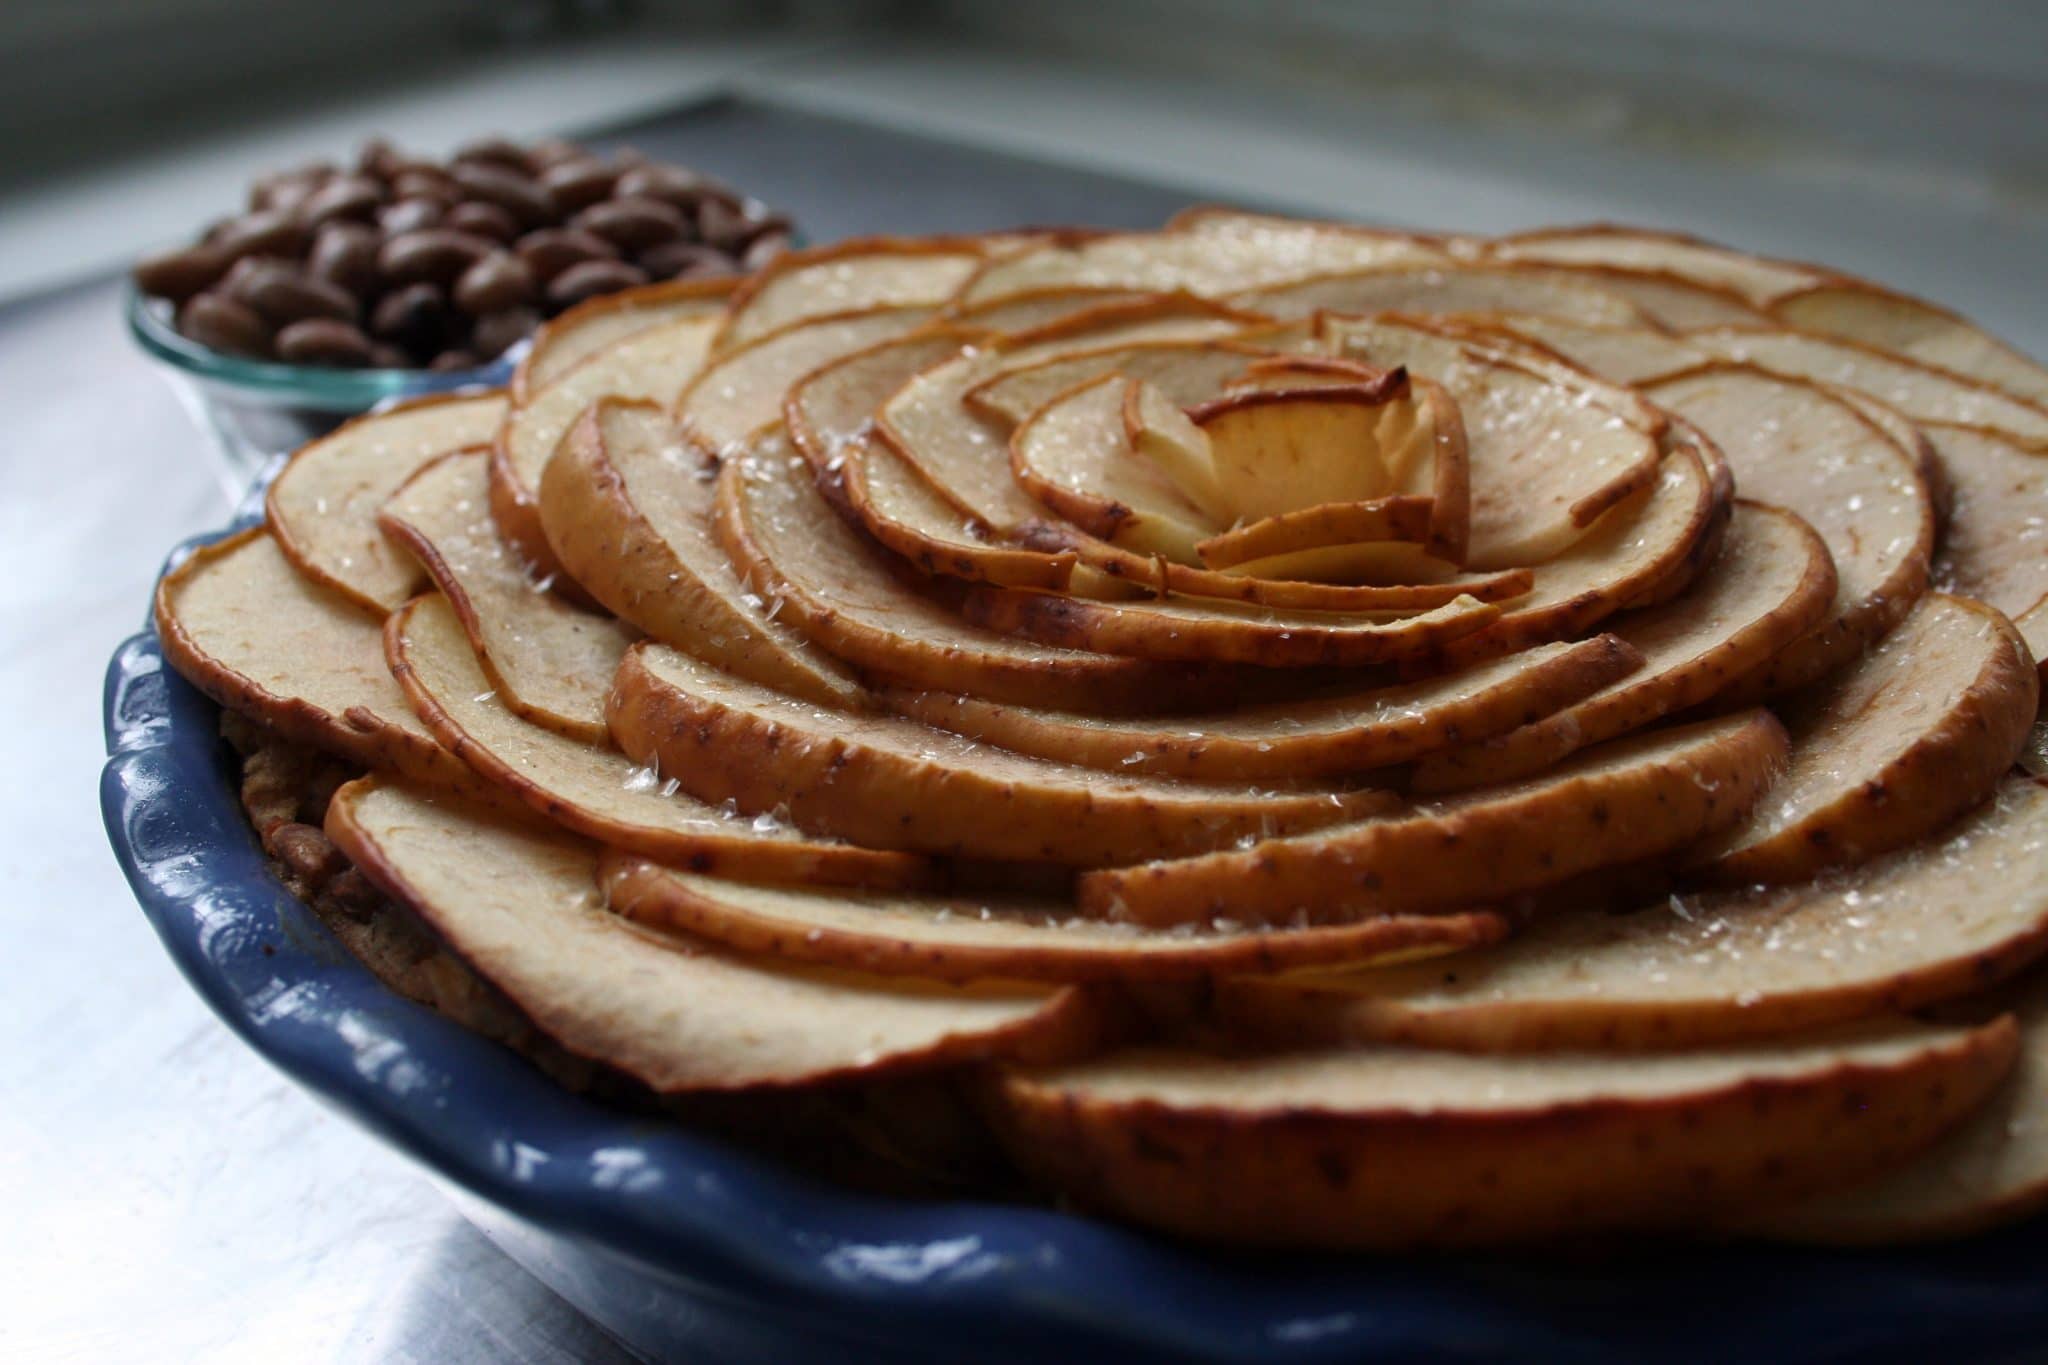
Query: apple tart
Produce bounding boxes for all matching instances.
[160,216,2048,1246]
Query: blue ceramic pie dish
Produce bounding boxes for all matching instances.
[101,516,2048,1364]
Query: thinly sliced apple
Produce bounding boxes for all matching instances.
[1414,502,1835,790]
[946,287,1156,335]
[1221,780,2048,1052]
[1493,224,1822,304]
[784,328,978,500]
[1925,423,2048,648]
[1236,263,1646,327]
[1080,710,1787,927]
[1189,375,1409,512]
[956,220,1445,307]
[1688,325,2048,442]
[608,641,1395,865]
[714,437,1223,711]
[156,529,471,788]
[1771,281,2048,406]
[1122,377,1233,524]
[1169,206,1447,240]
[1468,315,1709,386]
[1090,557,1535,614]
[963,339,1260,428]
[1518,264,1773,329]
[513,277,737,401]
[782,327,1087,590]
[676,306,936,459]
[861,344,1500,609]
[1646,363,1936,692]
[2020,599,2048,684]
[876,311,1249,531]
[1221,353,1387,392]
[986,1018,2016,1248]
[380,449,635,744]
[1696,594,2038,885]
[491,314,720,575]
[1427,442,1722,664]
[1195,497,1437,573]
[1010,374,1224,562]
[712,237,985,353]
[1828,387,1951,522]
[961,584,1500,668]
[1737,976,2048,1244]
[845,437,1077,589]
[887,634,1638,781]
[325,777,1088,1090]
[997,291,1265,350]
[386,593,929,888]
[266,391,508,613]
[604,854,1507,983]
[1322,317,1663,569]
[1322,312,1670,433]
[537,399,864,708]
[1185,369,1466,554]
[841,450,1522,614]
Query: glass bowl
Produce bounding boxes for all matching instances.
[126,284,516,492]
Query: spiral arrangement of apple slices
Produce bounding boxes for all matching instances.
[158,212,2048,1247]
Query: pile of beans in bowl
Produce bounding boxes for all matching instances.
[133,136,794,372]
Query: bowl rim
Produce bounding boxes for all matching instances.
[98,514,2048,1365]
[124,283,515,411]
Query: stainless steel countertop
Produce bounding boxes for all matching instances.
[0,275,638,1363]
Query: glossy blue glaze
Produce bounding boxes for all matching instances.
[102,530,2048,1364]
